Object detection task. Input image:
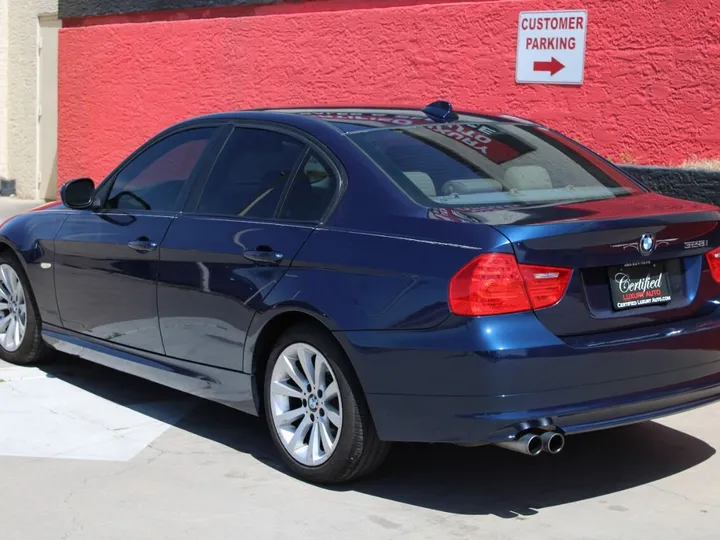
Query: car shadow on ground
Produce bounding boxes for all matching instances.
[40,356,716,518]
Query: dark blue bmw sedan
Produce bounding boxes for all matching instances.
[2,102,720,483]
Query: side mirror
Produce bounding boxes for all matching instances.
[60,178,96,209]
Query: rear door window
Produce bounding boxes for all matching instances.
[278,152,339,222]
[194,128,306,219]
[350,123,642,208]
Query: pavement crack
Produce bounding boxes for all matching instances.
[146,441,234,458]
[44,406,131,441]
[649,484,720,509]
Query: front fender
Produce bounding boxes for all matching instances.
[0,209,70,326]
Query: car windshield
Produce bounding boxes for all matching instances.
[349,122,643,208]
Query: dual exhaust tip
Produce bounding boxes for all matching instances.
[495,430,565,456]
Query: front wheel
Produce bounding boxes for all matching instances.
[0,253,49,365]
[264,325,390,484]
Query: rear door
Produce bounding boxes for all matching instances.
[54,127,219,353]
[158,125,341,371]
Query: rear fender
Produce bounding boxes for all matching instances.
[265,223,512,335]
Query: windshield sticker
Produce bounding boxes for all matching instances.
[300,112,436,126]
[425,124,534,165]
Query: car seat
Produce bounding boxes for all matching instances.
[503,166,552,191]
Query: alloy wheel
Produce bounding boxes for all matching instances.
[0,264,27,352]
[269,342,343,467]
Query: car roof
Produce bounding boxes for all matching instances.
[182,105,541,134]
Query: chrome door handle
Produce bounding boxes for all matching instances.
[244,250,284,265]
[128,238,158,253]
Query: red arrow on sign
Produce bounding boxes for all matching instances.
[533,57,565,76]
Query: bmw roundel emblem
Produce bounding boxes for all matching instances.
[639,233,655,255]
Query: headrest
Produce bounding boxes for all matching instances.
[404,171,437,197]
[504,166,552,191]
[441,178,503,196]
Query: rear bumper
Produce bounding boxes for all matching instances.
[338,311,720,443]
[366,371,720,443]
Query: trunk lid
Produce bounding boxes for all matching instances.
[452,193,720,336]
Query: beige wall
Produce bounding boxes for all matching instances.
[0,0,8,184]
[1,0,58,199]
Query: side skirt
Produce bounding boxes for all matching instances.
[42,325,259,415]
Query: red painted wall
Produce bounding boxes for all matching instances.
[58,0,720,186]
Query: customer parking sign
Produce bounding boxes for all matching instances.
[516,10,588,85]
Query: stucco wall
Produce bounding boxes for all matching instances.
[620,165,720,207]
[5,0,58,198]
[0,0,8,183]
[58,0,720,187]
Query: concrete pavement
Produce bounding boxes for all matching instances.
[1,356,719,540]
[1,197,719,539]
[0,197,46,217]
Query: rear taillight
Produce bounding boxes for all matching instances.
[449,253,530,316]
[519,264,573,310]
[449,253,572,316]
[706,247,720,282]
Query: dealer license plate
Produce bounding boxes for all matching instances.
[608,261,672,311]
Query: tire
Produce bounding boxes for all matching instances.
[0,252,50,365]
[264,324,390,484]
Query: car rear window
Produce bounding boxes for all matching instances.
[349,123,643,207]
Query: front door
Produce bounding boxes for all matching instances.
[54,127,217,354]
[158,126,340,371]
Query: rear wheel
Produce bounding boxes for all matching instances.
[264,325,390,484]
[0,253,49,365]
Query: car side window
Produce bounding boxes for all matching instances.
[105,128,215,212]
[195,128,306,218]
[278,152,339,222]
